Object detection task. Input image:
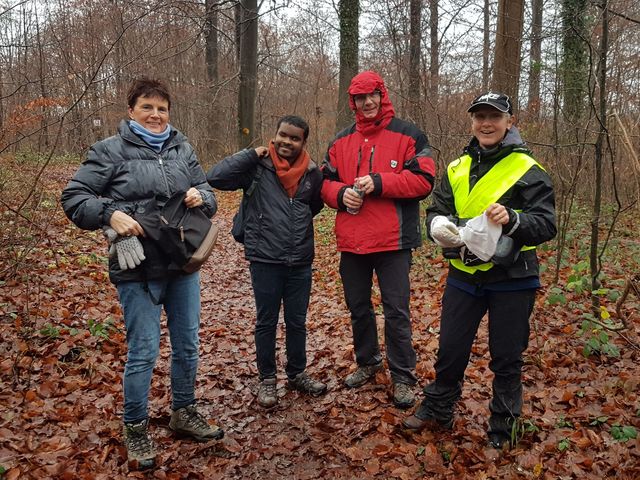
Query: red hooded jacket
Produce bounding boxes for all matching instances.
[321,71,436,253]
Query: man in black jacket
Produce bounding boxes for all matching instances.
[403,92,556,449]
[207,115,326,408]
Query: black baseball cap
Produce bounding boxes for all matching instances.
[467,92,513,115]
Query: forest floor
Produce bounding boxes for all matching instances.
[0,156,639,479]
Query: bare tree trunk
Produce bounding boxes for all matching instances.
[205,0,220,158]
[35,9,48,150]
[561,0,589,123]
[237,0,258,149]
[205,0,219,84]
[482,0,490,91]
[408,0,422,123]
[234,1,242,65]
[527,0,543,118]
[336,0,359,133]
[590,1,609,310]
[428,0,439,103]
[492,0,524,107]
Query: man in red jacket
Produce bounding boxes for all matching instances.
[322,71,436,408]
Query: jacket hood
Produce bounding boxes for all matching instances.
[348,71,395,135]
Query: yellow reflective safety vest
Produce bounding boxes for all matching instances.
[447,151,542,274]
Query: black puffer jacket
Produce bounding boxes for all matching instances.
[207,148,323,266]
[61,120,216,284]
[426,127,556,284]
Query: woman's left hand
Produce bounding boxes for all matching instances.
[184,187,203,208]
[485,203,509,225]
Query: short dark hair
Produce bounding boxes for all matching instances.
[276,115,309,141]
[127,78,172,110]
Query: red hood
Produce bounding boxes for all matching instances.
[348,71,395,135]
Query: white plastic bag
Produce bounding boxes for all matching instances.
[459,212,501,262]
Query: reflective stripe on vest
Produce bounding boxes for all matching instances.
[447,151,541,274]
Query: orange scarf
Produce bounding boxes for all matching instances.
[269,141,310,198]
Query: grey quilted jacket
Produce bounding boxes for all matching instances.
[61,120,216,283]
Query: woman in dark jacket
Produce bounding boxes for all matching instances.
[61,78,222,471]
[403,92,556,450]
[207,115,326,409]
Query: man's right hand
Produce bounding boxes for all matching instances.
[430,215,464,248]
[109,210,145,237]
[255,146,268,157]
[343,187,364,211]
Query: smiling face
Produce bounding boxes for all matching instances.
[128,95,170,133]
[470,105,513,149]
[273,122,306,162]
[353,90,381,119]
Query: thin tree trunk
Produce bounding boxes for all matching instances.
[482,0,490,91]
[492,0,524,106]
[528,0,543,117]
[428,0,439,103]
[590,0,608,311]
[205,0,220,158]
[234,1,242,65]
[237,0,258,149]
[336,0,359,133]
[408,0,422,123]
[205,0,219,84]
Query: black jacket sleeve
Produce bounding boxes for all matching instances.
[206,149,260,191]
[503,165,556,246]
[309,167,324,217]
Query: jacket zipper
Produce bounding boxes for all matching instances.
[158,156,171,197]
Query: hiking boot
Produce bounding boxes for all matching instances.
[488,432,511,450]
[344,362,383,388]
[257,377,278,408]
[169,404,224,442]
[402,402,454,432]
[287,372,328,396]
[123,419,156,471]
[487,414,515,450]
[393,382,415,409]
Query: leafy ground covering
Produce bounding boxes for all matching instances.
[0,156,639,479]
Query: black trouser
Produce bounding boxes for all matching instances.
[339,249,416,385]
[250,262,312,380]
[421,284,535,432]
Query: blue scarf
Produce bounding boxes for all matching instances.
[129,120,171,152]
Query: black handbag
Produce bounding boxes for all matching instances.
[136,191,218,273]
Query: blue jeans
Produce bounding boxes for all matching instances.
[117,272,201,423]
[249,262,312,380]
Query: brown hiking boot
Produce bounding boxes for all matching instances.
[257,377,278,407]
[123,419,156,471]
[169,404,224,442]
[393,382,416,409]
[287,371,328,396]
[344,362,383,388]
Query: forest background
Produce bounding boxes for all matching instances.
[0,0,639,478]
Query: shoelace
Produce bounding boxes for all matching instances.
[262,382,277,396]
[128,429,153,452]
[395,384,411,396]
[182,408,209,429]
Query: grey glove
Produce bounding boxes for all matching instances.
[104,227,145,270]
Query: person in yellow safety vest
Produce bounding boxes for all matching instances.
[403,91,557,450]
